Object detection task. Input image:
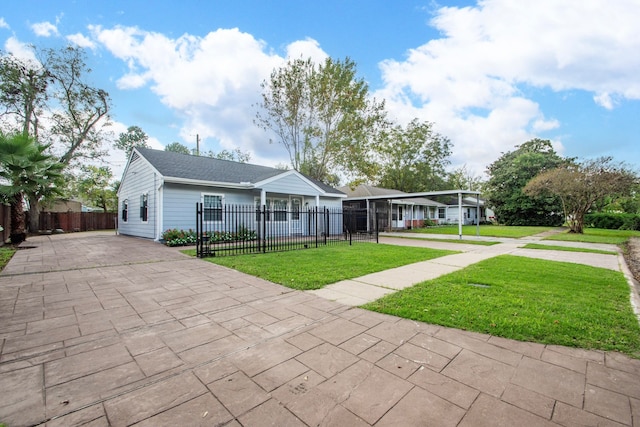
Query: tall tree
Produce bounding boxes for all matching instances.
[485,138,567,226]
[76,165,118,212]
[376,119,451,192]
[0,133,63,243]
[114,125,149,157]
[256,57,386,184]
[524,157,637,233]
[0,45,112,232]
[446,165,485,192]
[164,142,191,154]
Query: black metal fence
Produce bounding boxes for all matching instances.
[196,204,380,258]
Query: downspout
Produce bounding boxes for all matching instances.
[156,175,164,241]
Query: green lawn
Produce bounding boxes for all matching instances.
[409,225,554,238]
[522,243,618,255]
[0,247,16,272]
[545,228,640,245]
[186,243,457,290]
[364,255,640,357]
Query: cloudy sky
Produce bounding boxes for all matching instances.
[2,0,639,181]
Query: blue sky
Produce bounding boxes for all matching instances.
[2,0,640,181]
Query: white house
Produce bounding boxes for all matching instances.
[117,148,346,241]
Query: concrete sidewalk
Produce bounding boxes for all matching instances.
[309,233,624,306]
[1,232,639,426]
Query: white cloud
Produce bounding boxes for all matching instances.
[286,38,328,63]
[66,33,96,49]
[0,18,9,29]
[91,25,318,165]
[31,21,59,37]
[4,36,39,64]
[376,0,640,175]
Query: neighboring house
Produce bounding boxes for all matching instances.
[117,148,346,241]
[433,195,492,225]
[339,185,447,231]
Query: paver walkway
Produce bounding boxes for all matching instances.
[1,231,640,426]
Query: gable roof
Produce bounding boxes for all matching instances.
[338,184,406,198]
[133,148,343,195]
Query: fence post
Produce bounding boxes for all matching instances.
[262,205,267,253]
[196,202,201,257]
[315,207,319,248]
[324,207,328,245]
[375,209,379,243]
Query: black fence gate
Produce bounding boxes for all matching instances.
[196,204,380,258]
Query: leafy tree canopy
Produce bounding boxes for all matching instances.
[524,157,637,233]
[256,56,386,185]
[375,119,451,192]
[114,125,149,157]
[164,142,191,154]
[485,138,567,226]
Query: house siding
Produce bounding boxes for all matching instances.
[261,173,320,195]
[117,156,157,239]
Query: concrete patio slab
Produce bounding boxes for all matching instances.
[0,231,639,426]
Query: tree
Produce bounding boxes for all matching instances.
[446,165,485,192]
[256,57,386,184]
[485,139,566,226]
[114,125,149,157]
[164,142,191,154]
[76,165,118,212]
[206,148,251,163]
[1,45,112,232]
[524,157,637,233]
[376,119,451,192]
[0,133,63,243]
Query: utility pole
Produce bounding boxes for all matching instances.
[196,134,200,156]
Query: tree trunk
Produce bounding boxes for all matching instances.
[10,193,27,244]
[28,194,41,233]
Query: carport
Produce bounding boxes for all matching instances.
[348,189,482,239]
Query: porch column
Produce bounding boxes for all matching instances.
[366,198,370,232]
[476,194,480,236]
[458,192,463,240]
[260,189,266,207]
[315,195,320,207]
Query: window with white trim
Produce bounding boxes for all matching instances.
[121,199,128,222]
[140,194,148,222]
[203,194,223,222]
[438,207,446,219]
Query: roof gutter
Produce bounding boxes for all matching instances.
[163,176,255,189]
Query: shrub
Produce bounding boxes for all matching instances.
[585,213,640,231]
[162,228,197,246]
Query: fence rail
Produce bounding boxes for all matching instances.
[196,204,379,258]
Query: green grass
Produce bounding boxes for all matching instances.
[187,243,457,290]
[522,243,618,255]
[545,228,640,245]
[0,247,16,272]
[409,225,554,238]
[363,255,640,357]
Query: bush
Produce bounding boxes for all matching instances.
[162,227,258,246]
[585,213,640,231]
[162,228,197,246]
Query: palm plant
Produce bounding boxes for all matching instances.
[0,133,64,243]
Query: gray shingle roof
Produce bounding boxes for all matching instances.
[135,148,343,195]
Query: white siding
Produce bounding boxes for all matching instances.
[118,157,158,239]
[262,173,322,196]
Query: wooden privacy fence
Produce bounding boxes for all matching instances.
[0,204,10,244]
[39,212,117,232]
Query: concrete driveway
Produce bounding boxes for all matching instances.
[1,232,639,426]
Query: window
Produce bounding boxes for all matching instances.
[121,199,128,222]
[273,199,288,222]
[140,194,148,222]
[438,207,446,219]
[398,206,403,221]
[291,199,301,221]
[203,194,223,222]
